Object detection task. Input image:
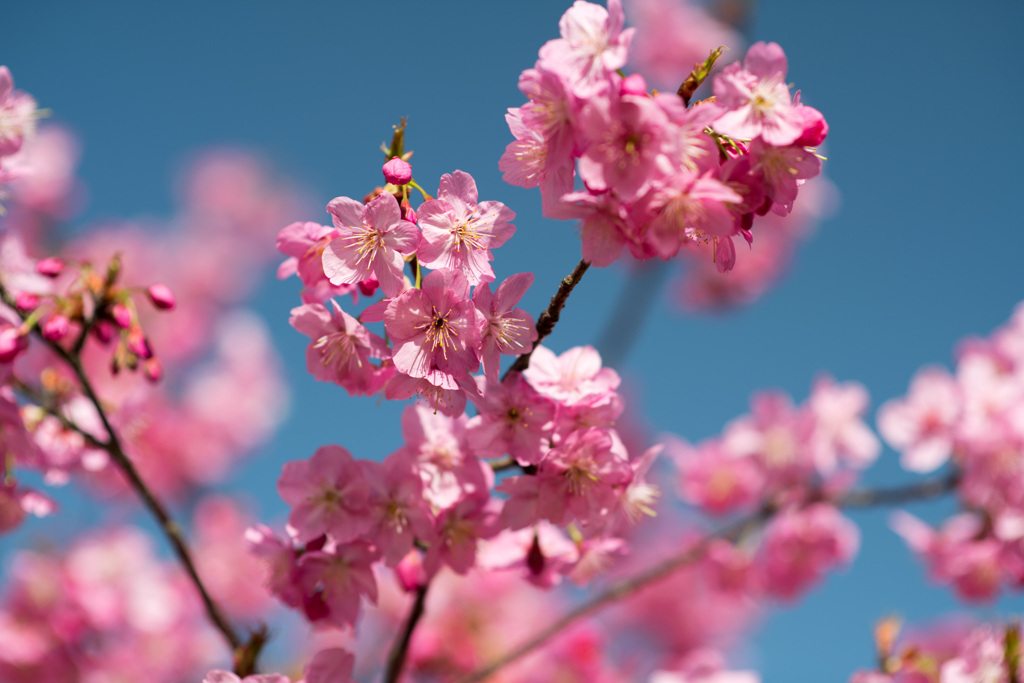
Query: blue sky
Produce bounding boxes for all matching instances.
[6,0,1024,680]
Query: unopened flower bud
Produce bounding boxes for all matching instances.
[358,279,379,297]
[93,320,115,345]
[395,550,427,592]
[126,327,152,359]
[794,105,828,147]
[400,199,418,224]
[147,283,175,310]
[620,73,648,97]
[41,315,69,342]
[0,326,27,363]
[143,357,163,383]
[111,303,132,329]
[36,257,64,278]
[383,156,412,186]
[15,293,38,311]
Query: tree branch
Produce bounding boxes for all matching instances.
[0,281,256,670]
[385,582,430,683]
[503,259,590,380]
[457,472,962,683]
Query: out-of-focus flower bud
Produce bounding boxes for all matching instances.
[147,283,175,310]
[36,257,64,278]
[41,314,69,342]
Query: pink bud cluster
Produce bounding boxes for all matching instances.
[881,302,1024,601]
[498,1,826,273]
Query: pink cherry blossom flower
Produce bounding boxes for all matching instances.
[321,192,419,298]
[296,540,379,629]
[877,366,960,473]
[289,301,391,396]
[384,268,485,389]
[499,107,575,218]
[472,272,537,382]
[808,375,881,473]
[277,445,371,544]
[416,171,516,286]
[423,492,499,576]
[577,90,675,201]
[501,427,633,531]
[538,0,635,98]
[758,503,859,600]
[712,42,804,147]
[245,524,303,609]
[644,171,743,259]
[360,454,435,566]
[466,372,557,464]
[671,437,765,514]
[748,138,821,217]
[0,66,38,159]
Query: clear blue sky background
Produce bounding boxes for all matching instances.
[5,1,1024,680]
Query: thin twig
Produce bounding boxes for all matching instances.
[457,472,961,683]
[0,281,246,661]
[503,259,590,379]
[385,583,430,683]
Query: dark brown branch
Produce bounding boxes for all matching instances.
[0,281,250,667]
[503,259,590,380]
[385,583,430,683]
[457,472,961,683]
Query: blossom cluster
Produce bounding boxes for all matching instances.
[848,618,1024,682]
[881,302,1024,601]
[499,0,827,274]
[670,376,879,599]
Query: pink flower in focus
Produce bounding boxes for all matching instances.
[466,372,556,464]
[472,272,537,382]
[712,42,804,147]
[321,192,419,298]
[416,171,516,286]
[384,269,485,389]
[290,301,391,396]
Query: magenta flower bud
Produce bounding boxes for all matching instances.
[143,357,163,383]
[126,327,152,359]
[35,257,64,278]
[147,283,175,310]
[620,73,648,97]
[400,199,418,224]
[382,156,412,185]
[0,326,28,363]
[357,279,379,297]
[14,292,38,311]
[93,320,115,345]
[41,315,70,342]
[111,303,132,329]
